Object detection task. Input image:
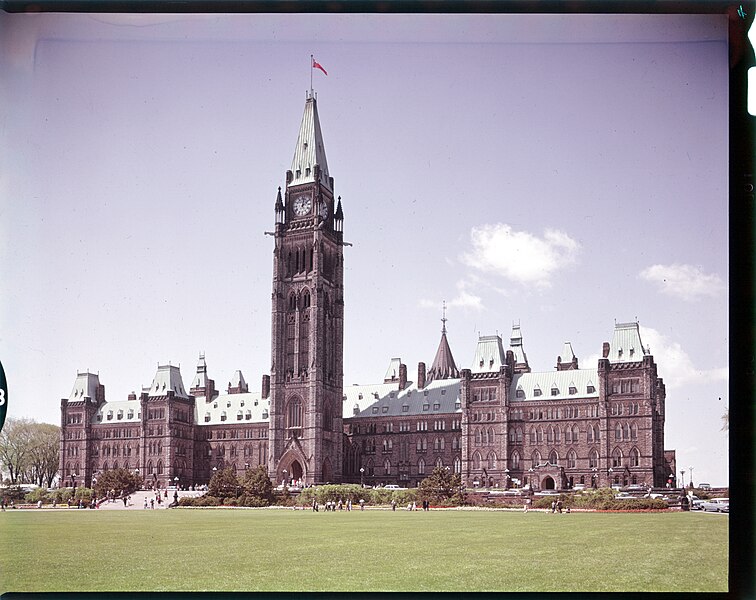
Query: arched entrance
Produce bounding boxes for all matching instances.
[542,476,555,490]
[289,460,303,482]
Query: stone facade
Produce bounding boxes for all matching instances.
[58,94,674,491]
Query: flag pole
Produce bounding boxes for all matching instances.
[310,54,313,98]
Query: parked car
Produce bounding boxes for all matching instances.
[702,498,729,512]
[698,482,711,490]
[383,484,406,490]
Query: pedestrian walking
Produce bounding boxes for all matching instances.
[150,498,155,509]
[551,500,556,513]
[391,499,396,511]
[412,501,417,511]
[556,500,563,514]
[347,499,352,511]
[123,496,127,507]
[144,498,148,509]
[359,498,365,511]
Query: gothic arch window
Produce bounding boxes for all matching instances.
[475,429,481,444]
[418,458,426,475]
[487,452,497,470]
[288,292,297,311]
[383,458,391,476]
[548,450,558,465]
[531,450,541,468]
[630,447,640,467]
[453,456,462,474]
[509,429,516,444]
[547,427,554,443]
[615,423,622,440]
[594,425,600,441]
[147,460,154,474]
[102,462,108,472]
[565,427,571,443]
[567,449,577,469]
[366,458,374,477]
[631,423,638,440]
[589,448,599,468]
[572,425,579,442]
[612,447,623,467]
[302,289,311,309]
[435,457,444,469]
[623,423,630,440]
[529,428,536,444]
[517,428,523,444]
[472,451,482,470]
[157,460,164,475]
[113,460,119,470]
[488,428,494,444]
[587,426,593,441]
[286,397,303,438]
[537,428,543,444]
[511,450,521,470]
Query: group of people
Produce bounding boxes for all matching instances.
[312,498,366,511]
[550,499,570,514]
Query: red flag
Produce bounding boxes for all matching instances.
[312,59,328,76]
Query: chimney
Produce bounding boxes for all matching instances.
[417,362,426,390]
[262,375,270,399]
[128,391,137,401]
[399,363,408,391]
[602,342,610,358]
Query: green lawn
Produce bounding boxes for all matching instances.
[0,508,727,592]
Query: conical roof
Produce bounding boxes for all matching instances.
[427,332,460,382]
[290,93,331,191]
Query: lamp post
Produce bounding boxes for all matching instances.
[591,467,598,488]
[688,466,693,489]
[360,467,365,488]
[608,467,614,487]
[283,469,288,490]
[174,476,179,490]
[504,468,510,490]
[528,467,534,490]
[680,470,685,489]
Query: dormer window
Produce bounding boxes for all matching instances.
[204,412,211,423]
[237,411,243,421]
[441,390,446,395]
[127,410,134,419]
[213,402,218,409]
[424,390,429,396]
[245,410,251,420]
[96,415,103,422]
[533,387,542,397]
[372,407,379,414]
[433,403,440,411]
[382,406,388,413]
[587,385,596,394]
[107,411,113,420]
[220,411,227,422]
[551,387,559,396]
[358,393,363,400]
[262,409,269,419]
[353,404,360,416]
[117,410,123,420]
[227,400,231,408]
[455,400,461,410]
[240,400,245,407]
[402,404,409,413]
[516,387,525,399]
[423,404,430,412]
[569,386,577,395]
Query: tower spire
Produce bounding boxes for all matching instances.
[441,300,448,335]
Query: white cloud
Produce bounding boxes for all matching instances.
[639,263,725,301]
[639,326,728,389]
[418,280,484,312]
[461,223,580,288]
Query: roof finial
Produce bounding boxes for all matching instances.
[441,300,448,335]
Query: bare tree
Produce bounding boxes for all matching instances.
[0,418,60,485]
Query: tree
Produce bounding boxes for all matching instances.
[0,418,37,484]
[92,468,142,497]
[241,466,274,504]
[25,423,60,487]
[208,466,240,499]
[417,466,463,504]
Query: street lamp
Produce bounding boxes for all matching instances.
[680,470,685,489]
[608,467,614,487]
[591,467,598,488]
[360,467,365,488]
[688,466,693,489]
[504,468,510,490]
[283,469,288,489]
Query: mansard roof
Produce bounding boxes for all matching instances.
[427,331,459,382]
[94,399,141,423]
[68,372,102,403]
[289,94,331,191]
[511,369,599,401]
[344,378,462,419]
[194,392,269,426]
[508,324,529,366]
[147,364,190,399]
[471,335,506,374]
[608,321,648,363]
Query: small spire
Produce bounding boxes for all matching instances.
[275,187,283,210]
[441,300,448,335]
[335,196,344,219]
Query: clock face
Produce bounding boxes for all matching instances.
[292,194,312,216]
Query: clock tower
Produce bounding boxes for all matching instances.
[268,92,345,485]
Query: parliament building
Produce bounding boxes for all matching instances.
[59,93,675,492]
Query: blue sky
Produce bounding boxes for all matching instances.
[0,13,729,485]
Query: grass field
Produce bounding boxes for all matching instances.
[0,508,727,592]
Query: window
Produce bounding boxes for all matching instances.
[531,451,541,468]
[372,406,378,414]
[567,450,576,469]
[418,458,426,475]
[487,452,497,470]
[472,452,481,470]
[237,411,243,421]
[402,404,409,413]
[511,451,521,469]
[245,410,252,420]
[587,385,595,394]
[433,403,440,411]
[569,386,577,395]
[220,411,227,422]
[383,459,391,476]
[615,424,622,441]
[589,449,599,468]
[107,411,113,420]
[533,388,542,397]
[204,412,211,423]
[516,388,525,399]
[453,456,462,474]
[423,404,430,412]
[612,447,622,467]
[287,397,303,438]
[631,423,638,440]
[551,387,559,396]
[630,447,640,467]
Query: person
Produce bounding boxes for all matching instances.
[174,490,179,505]
[123,496,127,507]
[391,499,396,511]
[556,499,563,514]
[164,489,168,499]
[78,498,83,509]
[1,499,5,512]
[407,502,412,511]
[551,500,556,513]
[412,501,416,511]
[150,498,154,509]
[144,498,148,509]
[566,506,571,514]
[37,500,43,509]
[338,499,343,511]
[523,500,528,513]
[347,499,352,511]
[359,498,365,511]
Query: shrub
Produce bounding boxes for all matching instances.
[24,488,52,504]
[93,468,142,497]
[208,467,240,499]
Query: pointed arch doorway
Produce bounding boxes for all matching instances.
[289,460,303,482]
[542,476,555,490]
